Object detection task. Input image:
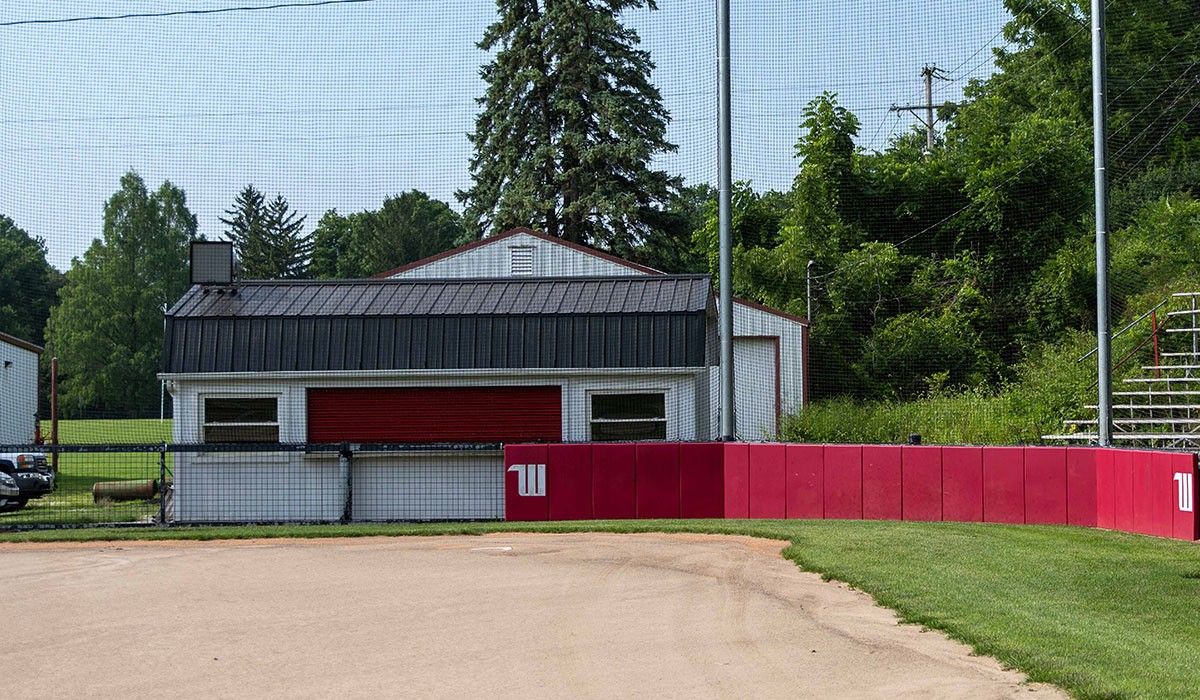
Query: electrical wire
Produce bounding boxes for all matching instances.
[1115,95,1200,178]
[0,0,384,28]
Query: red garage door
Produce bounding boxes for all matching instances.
[307,386,562,444]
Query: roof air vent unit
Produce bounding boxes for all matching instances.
[190,241,235,286]
[510,246,534,276]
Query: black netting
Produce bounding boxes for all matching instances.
[2,0,1197,526]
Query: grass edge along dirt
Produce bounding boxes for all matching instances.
[3,520,1198,699]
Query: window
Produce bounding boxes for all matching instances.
[203,397,279,443]
[510,246,534,276]
[590,393,666,441]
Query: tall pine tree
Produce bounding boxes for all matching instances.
[221,185,311,279]
[265,194,311,279]
[458,0,677,249]
[220,185,268,275]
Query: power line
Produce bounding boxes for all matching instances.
[811,1,1180,284]
[1105,27,1200,107]
[941,1,1049,79]
[934,0,1070,97]
[0,102,469,126]
[0,0,384,28]
[865,112,903,153]
[1110,65,1200,161]
[1113,96,1200,182]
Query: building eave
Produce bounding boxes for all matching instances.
[159,366,712,382]
[0,331,44,355]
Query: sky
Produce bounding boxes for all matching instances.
[0,0,1013,271]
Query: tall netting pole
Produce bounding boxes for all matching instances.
[717,0,735,441]
[1092,0,1113,446]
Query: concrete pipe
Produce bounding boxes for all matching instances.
[92,479,159,503]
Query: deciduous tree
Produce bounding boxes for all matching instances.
[46,172,194,414]
[0,216,62,345]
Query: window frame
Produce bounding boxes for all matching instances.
[587,390,668,442]
[199,394,281,444]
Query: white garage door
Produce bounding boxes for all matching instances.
[734,337,780,441]
[351,454,505,521]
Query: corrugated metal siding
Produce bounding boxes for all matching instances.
[163,275,715,374]
[164,312,711,373]
[307,386,562,443]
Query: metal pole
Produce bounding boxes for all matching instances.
[339,445,353,524]
[160,305,168,423]
[158,446,168,525]
[1151,311,1161,379]
[50,357,59,473]
[1092,0,1112,446]
[806,260,814,321]
[717,0,735,441]
[923,66,935,151]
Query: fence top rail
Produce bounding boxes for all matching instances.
[0,442,505,454]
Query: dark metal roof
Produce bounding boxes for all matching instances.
[168,275,712,318]
[163,275,716,374]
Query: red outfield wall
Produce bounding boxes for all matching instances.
[504,444,1199,541]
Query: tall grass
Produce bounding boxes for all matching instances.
[784,393,1033,445]
[786,332,1098,445]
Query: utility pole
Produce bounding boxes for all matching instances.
[717,0,735,441]
[1092,0,1113,446]
[890,65,951,151]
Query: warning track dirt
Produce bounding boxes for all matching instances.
[1,533,1062,698]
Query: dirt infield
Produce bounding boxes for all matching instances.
[1,533,1062,698]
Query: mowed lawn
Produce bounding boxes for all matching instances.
[4,519,1199,699]
[2,419,172,525]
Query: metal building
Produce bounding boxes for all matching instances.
[379,227,809,440]
[162,274,719,522]
[0,332,42,446]
[161,228,808,522]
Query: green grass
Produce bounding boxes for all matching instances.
[57,418,172,444]
[3,519,1198,699]
[4,419,173,525]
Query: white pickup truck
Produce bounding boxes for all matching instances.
[0,452,54,512]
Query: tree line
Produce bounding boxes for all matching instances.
[2,0,1196,418]
[0,178,485,414]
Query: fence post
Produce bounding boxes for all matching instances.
[158,444,167,525]
[340,444,353,524]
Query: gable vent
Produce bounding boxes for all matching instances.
[510,246,534,276]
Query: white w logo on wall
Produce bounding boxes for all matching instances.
[509,464,546,497]
[1175,473,1194,513]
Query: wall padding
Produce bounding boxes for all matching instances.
[942,447,984,522]
[785,444,823,519]
[902,446,942,522]
[748,444,787,518]
[862,446,902,521]
[504,443,1197,541]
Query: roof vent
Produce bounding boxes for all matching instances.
[510,246,534,276]
[190,241,235,286]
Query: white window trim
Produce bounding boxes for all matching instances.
[587,389,669,441]
[197,393,286,461]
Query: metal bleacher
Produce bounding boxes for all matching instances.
[1045,292,1200,449]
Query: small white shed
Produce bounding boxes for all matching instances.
[0,332,43,446]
